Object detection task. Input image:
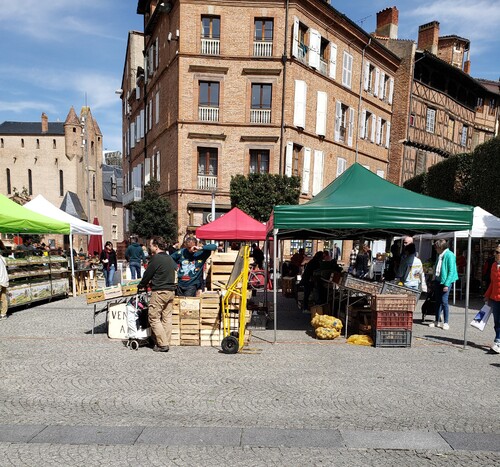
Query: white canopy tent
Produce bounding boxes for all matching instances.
[24,195,104,296]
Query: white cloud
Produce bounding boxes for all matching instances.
[0,100,58,115]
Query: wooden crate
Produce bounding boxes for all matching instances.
[207,251,238,290]
[371,294,416,312]
[179,297,200,319]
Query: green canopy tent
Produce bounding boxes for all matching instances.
[266,163,475,346]
[0,194,70,234]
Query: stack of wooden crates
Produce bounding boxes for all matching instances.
[371,294,416,347]
[171,292,223,346]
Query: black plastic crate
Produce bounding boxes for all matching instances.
[373,329,412,348]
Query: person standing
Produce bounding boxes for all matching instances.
[0,241,9,320]
[251,243,264,269]
[332,243,341,261]
[300,251,324,312]
[170,236,217,296]
[138,236,177,352]
[483,246,500,354]
[355,244,370,278]
[100,241,117,287]
[429,239,458,330]
[125,235,145,280]
[398,243,424,291]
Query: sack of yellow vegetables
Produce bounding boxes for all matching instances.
[347,334,374,346]
[315,327,341,339]
[311,314,343,332]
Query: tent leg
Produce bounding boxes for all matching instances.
[273,230,278,344]
[70,234,76,297]
[463,233,472,350]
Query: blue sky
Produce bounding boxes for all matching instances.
[0,0,498,153]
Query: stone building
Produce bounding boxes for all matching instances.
[120,0,400,242]
[373,7,499,184]
[0,108,120,252]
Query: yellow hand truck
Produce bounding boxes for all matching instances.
[220,245,251,354]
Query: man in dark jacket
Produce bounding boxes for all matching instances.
[125,235,145,279]
[138,236,177,352]
[170,236,217,297]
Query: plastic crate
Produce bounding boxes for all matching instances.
[372,310,413,330]
[381,282,420,302]
[342,275,383,295]
[371,294,416,312]
[373,329,412,348]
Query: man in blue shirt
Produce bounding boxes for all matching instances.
[170,236,217,297]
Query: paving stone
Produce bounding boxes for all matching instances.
[137,426,241,446]
[30,426,143,445]
[241,427,344,448]
[0,425,46,443]
[440,432,500,452]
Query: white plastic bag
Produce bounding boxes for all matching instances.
[470,304,492,332]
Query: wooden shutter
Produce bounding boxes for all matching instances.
[329,42,337,79]
[316,91,327,136]
[155,37,159,69]
[371,114,376,142]
[374,68,380,97]
[293,80,307,128]
[385,121,391,148]
[360,109,366,138]
[144,158,151,184]
[155,92,160,124]
[376,116,382,145]
[308,29,321,69]
[348,107,354,147]
[292,17,299,57]
[388,77,394,104]
[285,141,293,176]
[140,109,145,138]
[334,100,342,142]
[363,61,370,91]
[379,71,385,99]
[336,157,346,177]
[302,147,311,194]
[312,150,324,196]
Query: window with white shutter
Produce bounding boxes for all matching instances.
[155,151,161,181]
[359,109,366,138]
[334,100,342,142]
[316,91,327,136]
[461,125,468,146]
[144,158,151,184]
[130,122,135,148]
[312,150,324,196]
[302,147,311,194]
[388,77,394,104]
[155,37,159,69]
[385,121,391,148]
[292,17,299,57]
[376,169,385,178]
[293,80,307,128]
[374,68,380,97]
[376,116,382,145]
[140,109,145,138]
[370,114,376,142]
[379,71,385,99]
[426,108,436,133]
[336,157,346,177]
[149,99,153,130]
[135,86,140,100]
[342,51,353,88]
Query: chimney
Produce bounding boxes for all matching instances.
[463,60,471,74]
[41,112,48,133]
[418,21,440,55]
[376,6,399,39]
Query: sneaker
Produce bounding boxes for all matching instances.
[491,343,500,354]
[428,321,438,328]
[153,345,169,352]
[0,315,7,320]
[442,323,449,330]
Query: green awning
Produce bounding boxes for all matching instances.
[271,163,473,239]
[0,194,70,234]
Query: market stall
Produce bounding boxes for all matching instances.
[0,194,71,307]
[24,195,104,296]
[265,163,474,346]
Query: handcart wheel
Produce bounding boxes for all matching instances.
[221,335,239,354]
[130,339,140,351]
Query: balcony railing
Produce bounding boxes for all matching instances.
[250,109,271,124]
[201,38,220,55]
[198,175,217,190]
[198,106,219,122]
[122,186,142,206]
[253,41,273,57]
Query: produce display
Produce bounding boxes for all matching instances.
[347,334,374,346]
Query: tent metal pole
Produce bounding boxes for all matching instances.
[273,229,278,344]
[69,232,76,297]
[463,232,472,349]
[453,233,457,304]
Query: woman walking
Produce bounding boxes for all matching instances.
[100,241,117,287]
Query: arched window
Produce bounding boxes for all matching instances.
[91,141,95,155]
[28,169,33,195]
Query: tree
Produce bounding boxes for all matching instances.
[129,179,177,242]
[230,173,301,222]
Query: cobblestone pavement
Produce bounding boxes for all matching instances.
[0,292,498,466]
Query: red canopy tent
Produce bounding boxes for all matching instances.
[87,217,103,256]
[196,207,266,240]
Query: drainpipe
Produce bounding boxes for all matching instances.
[355,38,371,163]
[278,0,290,175]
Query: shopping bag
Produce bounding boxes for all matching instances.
[470,304,492,331]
